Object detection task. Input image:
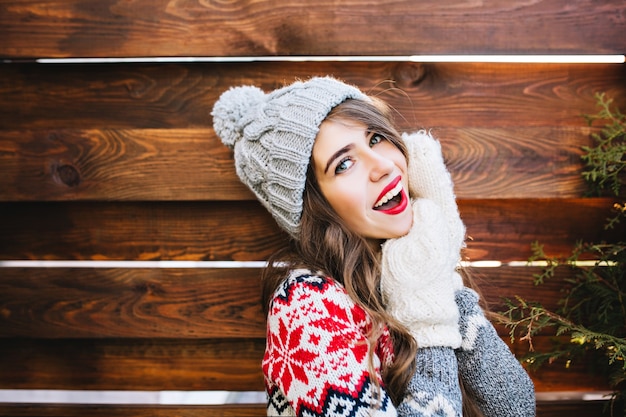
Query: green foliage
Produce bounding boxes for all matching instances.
[581,92,626,197]
[500,93,626,415]
[502,236,626,363]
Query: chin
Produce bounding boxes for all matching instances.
[391,220,413,238]
[388,230,410,239]
[379,226,411,240]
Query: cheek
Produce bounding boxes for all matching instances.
[320,183,369,231]
[394,153,408,173]
[326,186,363,218]
[397,210,414,235]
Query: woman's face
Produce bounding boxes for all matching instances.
[312,119,413,243]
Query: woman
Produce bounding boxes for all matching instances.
[212,76,535,417]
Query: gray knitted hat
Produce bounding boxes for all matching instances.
[211,76,368,238]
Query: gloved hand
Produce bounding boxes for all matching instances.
[403,131,465,259]
[380,131,465,349]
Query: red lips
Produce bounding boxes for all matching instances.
[374,176,408,215]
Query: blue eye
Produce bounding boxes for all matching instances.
[335,157,354,174]
[369,133,384,147]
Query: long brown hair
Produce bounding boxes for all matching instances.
[261,97,484,415]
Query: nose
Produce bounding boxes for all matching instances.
[366,149,395,182]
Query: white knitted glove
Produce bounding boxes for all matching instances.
[381,131,465,349]
[403,131,465,259]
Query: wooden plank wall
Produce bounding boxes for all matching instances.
[1,0,625,415]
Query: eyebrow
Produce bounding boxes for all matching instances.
[324,144,353,174]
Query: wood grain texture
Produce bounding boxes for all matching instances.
[1,0,624,58]
[0,264,614,339]
[0,268,266,338]
[0,336,609,393]
[460,198,625,263]
[0,129,250,201]
[0,338,265,391]
[1,62,624,130]
[0,126,605,201]
[0,201,285,261]
[1,199,620,262]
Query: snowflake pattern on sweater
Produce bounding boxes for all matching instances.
[263,270,397,417]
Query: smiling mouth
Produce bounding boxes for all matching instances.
[374,181,403,211]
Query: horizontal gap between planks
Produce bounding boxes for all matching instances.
[0,260,268,268]
[16,55,626,64]
[0,260,616,268]
[0,390,265,405]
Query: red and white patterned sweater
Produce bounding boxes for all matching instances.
[263,269,398,416]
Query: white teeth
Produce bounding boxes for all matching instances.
[375,182,402,208]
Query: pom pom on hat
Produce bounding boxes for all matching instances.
[212,85,265,148]
[211,76,367,238]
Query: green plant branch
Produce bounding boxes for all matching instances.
[498,92,626,415]
[499,299,626,369]
[581,92,626,197]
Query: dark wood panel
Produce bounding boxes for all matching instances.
[506,338,611,393]
[0,404,267,417]
[0,0,624,58]
[440,127,593,200]
[0,402,610,417]
[0,336,608,393]
[0,129,251,201]
[0,201,285,262]
[471,265,579,313]
[0,62,623,130]
[0,264,615,339]
[0,126,602,201]
[461,198,624,263]
[0,199,620,262]
[0,338,265,391]
[536,400,611,417]
[0,268,266,339]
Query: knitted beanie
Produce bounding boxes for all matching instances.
[211,76,368,238]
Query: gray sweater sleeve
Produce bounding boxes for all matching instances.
[398,347,463,417]
[455,287,536,417]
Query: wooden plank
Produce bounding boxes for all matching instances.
[531,359,612,394]
[0,125,603,201]
[0,129,251,201]
[536,400,611,417]
[0,339,265,391]
[0,268,265,339]
[1,62,623,130]
[1,0,624,58]
[440,127,593,200]
[0,404,267,417]
[0,201,285,262]
[461,198,624,263]
[471,266,581,313]
[0,336,609,392]
[0,264,616,339]
[0,199,620,262]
